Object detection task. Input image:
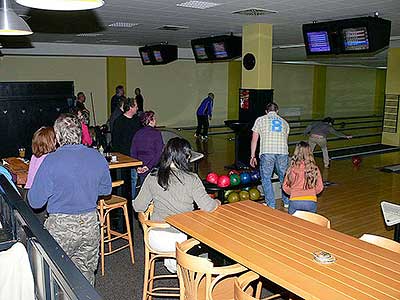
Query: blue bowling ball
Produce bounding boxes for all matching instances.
[250,170,260,182]
[240,172,251,184]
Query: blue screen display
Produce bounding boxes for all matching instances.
[343,27,369,51]
[307,31,331,53]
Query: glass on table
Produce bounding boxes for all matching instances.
[18,147,26,159]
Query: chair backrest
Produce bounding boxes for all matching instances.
[176,238,247,300]
[360,234,400,253]
[234,271,259,300]
[293,211,331,228]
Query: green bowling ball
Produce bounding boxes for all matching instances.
[227,192,240,203]
[249,188,261,201]
[229,174,240,186]
[239,190,250,201]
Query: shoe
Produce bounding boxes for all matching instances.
[201,135,208,141]
[324,164,330,169]
[194,133,200,138]
[284,203,289,209]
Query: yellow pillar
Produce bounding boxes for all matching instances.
[227,61,241,119]
[382,48,400,146]
[374,69,386,115]
[106,57,126,114]
[312,66,327,118]
[241,23,272,89]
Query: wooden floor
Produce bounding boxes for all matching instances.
[178,130,400,240]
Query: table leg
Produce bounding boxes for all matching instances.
[394,224,400,242]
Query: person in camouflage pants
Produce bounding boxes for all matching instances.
[28,114,112,286]
[45,212,100,284]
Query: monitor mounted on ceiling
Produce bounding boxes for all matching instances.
[191,35,242,63]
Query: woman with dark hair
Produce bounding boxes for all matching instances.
[130,111,163,181]
[133,137,220,272]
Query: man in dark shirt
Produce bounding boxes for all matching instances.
[110,85,125,114]
[134,87,144,113]
[108,96,126,134]
[112,98,141,198]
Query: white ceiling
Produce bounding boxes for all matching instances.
[3,0,400,66]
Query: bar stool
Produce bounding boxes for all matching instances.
[359,234,400,253]
[234,271,281,300]
[176,238,247,300]
[292,211,331,228]
[98,180,135,276]
[138,205,180,300]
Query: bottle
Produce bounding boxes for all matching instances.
[99,145,104,155]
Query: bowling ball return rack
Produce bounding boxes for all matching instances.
[203,177,279,204]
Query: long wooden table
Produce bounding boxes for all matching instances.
[166,201,400,300]
[108,152,142,169]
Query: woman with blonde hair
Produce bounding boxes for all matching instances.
[283,141,324,214]
[25,127,57,189]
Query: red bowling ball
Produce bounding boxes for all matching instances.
[206,172,219,184]
[352,155,362,167]
[217,175,231,188]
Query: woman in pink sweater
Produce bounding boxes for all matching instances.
[26,127,57,189]
[283,141,324,214]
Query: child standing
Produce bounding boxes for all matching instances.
[25,127,57,189]
[283,141,324,214]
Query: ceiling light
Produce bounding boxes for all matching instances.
[176,1,221,9]
[232,8,278,16]
[76,33,103,37]
[0,0,32,35]
[108,22,139,28]
[15,0,104,11]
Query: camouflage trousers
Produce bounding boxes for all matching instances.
[45,211,100,285]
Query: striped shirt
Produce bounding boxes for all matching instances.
[252,112,290,155]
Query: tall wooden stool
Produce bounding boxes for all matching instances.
[234,271,281,300]
[138,205,180,300]
[98,180,135,276]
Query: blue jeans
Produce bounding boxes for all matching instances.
[288,200,317,215]
[259,154,289,209]
[131,168,138,200]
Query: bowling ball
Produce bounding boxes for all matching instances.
[352,155,362,167]
[227,192,240,203]
[250,170,260,182]
[206,172,219,184]
[229,174,240,186]
[240,172,251,184]
[239,190,250,201]
[224,190,234,199]
[249,188,261,201]
[217,175,230,188]
[228,170,240,176]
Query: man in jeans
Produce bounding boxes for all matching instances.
[250,102,290,209]
[195,92,214,140]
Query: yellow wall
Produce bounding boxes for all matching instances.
[325,67,377,117]
[126,58,229,127]
[0,56,108,125]
[106,57,126,115]
[227,61,241,120]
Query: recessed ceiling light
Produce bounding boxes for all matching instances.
[176,1,221,9]
[232,8,278,16]
[76,33,103,37]
[15,0,104,11]
[108,22,139,28]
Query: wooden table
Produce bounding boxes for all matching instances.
[108,152,142,169]
[166,201,400,300]
[3,157,29,186]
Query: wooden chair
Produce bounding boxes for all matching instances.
[359,234,400,253]
[138,204,180,300]
[176,238,248,300]
[293,211,331,228]
[97,180,134,276]
[234,271,281,300]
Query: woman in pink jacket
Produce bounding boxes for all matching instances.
[283,141,324,214]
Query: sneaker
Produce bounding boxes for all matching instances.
[201,135,208,141]
[284,203,289,209]
[194,133,200,138]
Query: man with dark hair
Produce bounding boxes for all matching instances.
[75,92,90,124]
[112,98,141,198]
[195,92,214,140]
[250,102,290,209]
[110,85,125,113]
[28,113,112,285]
[134,87,144,113]
[108,96,126,134]
[304,117,352,168]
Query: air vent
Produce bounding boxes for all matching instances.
[108,22,139,28]
[76,33,103,37]
[177,1,221,9]
[232,8,278,16]
[157,25,188,31]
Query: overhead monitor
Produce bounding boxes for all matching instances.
[191,35,242,63]
[193,45,208,60]
[342,27,369,51]
[138,45,178,65]
[306,31,331,53]
[213,42,228,58]
[153,50,163,62]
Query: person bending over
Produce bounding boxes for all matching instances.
[195,92,214,140]
[283,141,324,215]
[133,137,220,272]
[28,114,112,285]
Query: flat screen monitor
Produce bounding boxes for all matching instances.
[306,31,331,53]
[213,42,228,58]
[342,27,369,51]
[194,45,208,60]
[141,51,151,64]
[153,50,163,62]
